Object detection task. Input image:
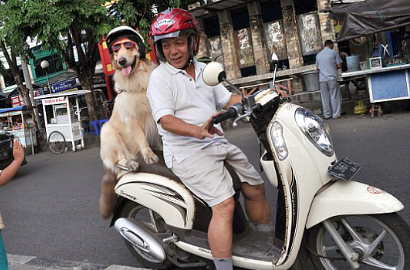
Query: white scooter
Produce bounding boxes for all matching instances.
[109,54,410,270]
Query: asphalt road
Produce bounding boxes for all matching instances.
[1,110,410,269]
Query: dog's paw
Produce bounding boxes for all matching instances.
[116,160,140,172]
[126,160,140,171]
[144,151,159,164]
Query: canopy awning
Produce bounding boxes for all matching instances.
[331,0,410,42]
[0,106,25,113]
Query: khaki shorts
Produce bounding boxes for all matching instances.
[171,143,264,207]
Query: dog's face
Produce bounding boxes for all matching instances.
[111,37,140,77]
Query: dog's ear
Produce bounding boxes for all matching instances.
[111,53,121,70]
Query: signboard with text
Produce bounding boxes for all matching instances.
[42,96,67,105]
[51,78,78,93]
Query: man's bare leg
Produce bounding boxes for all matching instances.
[208,197,235,270]
[241,183,271,224]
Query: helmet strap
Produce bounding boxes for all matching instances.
[183,57,194,69]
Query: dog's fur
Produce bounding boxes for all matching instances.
[99,38,162,219]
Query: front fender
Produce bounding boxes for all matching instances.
[306,180,404,229]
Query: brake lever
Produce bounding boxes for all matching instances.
[232,111,253,127]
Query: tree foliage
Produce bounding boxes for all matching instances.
[0,0,40,129]
[109,0,201,50]
[0,0,116,121]
[0,0,201,123]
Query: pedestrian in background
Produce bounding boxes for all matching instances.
[316,40,343,119]
[0,140,25,269]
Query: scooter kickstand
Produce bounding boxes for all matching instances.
[163,234,179,245]
[322,220,360,269]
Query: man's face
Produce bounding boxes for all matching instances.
[161,37,189,69]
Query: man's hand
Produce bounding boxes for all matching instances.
[197,113,224,139]
[13,140,25,163]
[276,88,288,97]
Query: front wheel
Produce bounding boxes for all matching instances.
[306,213,410,269]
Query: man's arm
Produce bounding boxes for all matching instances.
[160,114,223,139]
[0,140,24,186]
[223,94,242,109]
[335,51,343,69]
[223,88,287,109]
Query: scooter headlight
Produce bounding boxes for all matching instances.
[295,108,334,156]
[270,121,288,161]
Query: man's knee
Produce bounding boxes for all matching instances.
[212,197,235,217]
[242,183,266,201]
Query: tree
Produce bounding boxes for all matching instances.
[0,0,200,124]
[0,0,39,130]
[109,0,201,49]
[0,0,116,122]
[22,0,115,121]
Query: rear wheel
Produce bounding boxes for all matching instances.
[118,201,174,269]
[48,131,66,154]
[306,213,410,269]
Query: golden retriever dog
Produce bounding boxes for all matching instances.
[99,36,162,220]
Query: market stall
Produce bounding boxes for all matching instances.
[0,106,37,151]
[34,90,90,153]
[331,0,410,43]
[342,64,410,116]
[330,0,410,117]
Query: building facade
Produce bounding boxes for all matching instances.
[190,0,336,92]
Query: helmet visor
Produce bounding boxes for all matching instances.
[153,31,181,42]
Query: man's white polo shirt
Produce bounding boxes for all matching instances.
[147,60,232,168]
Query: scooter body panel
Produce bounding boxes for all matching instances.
[115,172,196,229]
[306,180,405,229]
[266,103,336,267]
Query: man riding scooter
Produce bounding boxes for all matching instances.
[147,8,278,270]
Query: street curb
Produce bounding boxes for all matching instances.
[8,254,151,270]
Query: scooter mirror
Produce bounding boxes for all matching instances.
[271,53,279,63]
[203,62,225,86]
[270,53,279,72]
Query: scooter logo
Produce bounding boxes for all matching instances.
[120,190,137,201]
[367,186,385,194]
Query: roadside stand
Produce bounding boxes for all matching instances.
[0,106,37,153]
[331,1,410,117]
[34,90,90,154]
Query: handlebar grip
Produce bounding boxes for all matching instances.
[212,107,238,125]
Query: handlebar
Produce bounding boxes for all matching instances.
[212,104,242,125]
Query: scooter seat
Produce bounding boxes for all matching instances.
[134,151,182,183]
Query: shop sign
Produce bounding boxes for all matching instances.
[11,95,24,108]
[51,78,77,93]
[43,97,66,105]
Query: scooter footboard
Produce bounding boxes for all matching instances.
[306,180,404,229]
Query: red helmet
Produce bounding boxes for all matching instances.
[151,8,199,62]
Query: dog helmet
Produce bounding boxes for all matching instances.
[106,26,146,58]
[150,8,199,62]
